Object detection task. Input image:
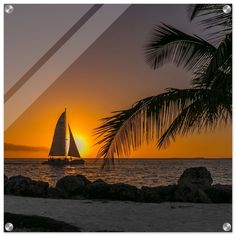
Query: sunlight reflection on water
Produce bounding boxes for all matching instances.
[4,158,232,188]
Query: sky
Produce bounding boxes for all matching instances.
[4,4,232,158]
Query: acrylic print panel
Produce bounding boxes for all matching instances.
[4,3,232,232]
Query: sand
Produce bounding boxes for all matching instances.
[5,195,232,232]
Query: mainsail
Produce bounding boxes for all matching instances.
[49,111,66,156]
[68,124,81,158]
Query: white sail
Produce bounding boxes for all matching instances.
[49,110,66,156]
[68,124,81,158]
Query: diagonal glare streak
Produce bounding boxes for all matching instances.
[4,5,130,130]
[4,4,103,102]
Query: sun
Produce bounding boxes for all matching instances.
[74,134,88,156]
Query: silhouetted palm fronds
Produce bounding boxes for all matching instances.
[144,23,216,71]
[188,4,232,29]
[94,4,232,165]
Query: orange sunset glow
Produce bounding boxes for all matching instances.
[4,86,232,159]
[3,5,232,233]
[4,5,232,159]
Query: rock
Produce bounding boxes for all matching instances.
[5,176,32,195]
[108,183,140,201]
[174,183,212,203]
[4,174,8,185]
[5,175,49,197]
[205,184,232,203]
[86,179,111,199]
[141,185,177,202]
[30,180,49,197]
[178,167,213,189]
[140,186,161,203]
[47,187,68,199]
[56,175,91,196]
[93,179,107,185]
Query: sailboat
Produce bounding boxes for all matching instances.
[42,109,85,165]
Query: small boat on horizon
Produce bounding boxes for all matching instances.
[42,109,85,166]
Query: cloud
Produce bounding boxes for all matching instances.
[4,143,48,152]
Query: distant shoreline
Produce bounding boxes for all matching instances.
[4,157,233,160]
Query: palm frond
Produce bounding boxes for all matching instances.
[95,88,232,163]
[188,4,232,28]
[158,89,231,148]
[144,23,215,71]
[188,4,206,21]
[95,89,211,160]
[95,6,232,167]
[192,33,232,89]
[94,96,157,160]
[188,4,232,43]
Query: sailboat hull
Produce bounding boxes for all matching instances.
[42,158,85,166]
[69,159,85,165]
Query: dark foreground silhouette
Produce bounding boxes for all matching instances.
[4,212,80,232]
[4,167,232,203]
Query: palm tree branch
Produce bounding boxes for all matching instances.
[192,33,232,88]
[95,88,206,160]
[144,23,216,71]
[188,4,232,27]
[157,89,231,148]
[188,4,232,42]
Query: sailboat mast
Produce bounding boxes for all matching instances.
[65,108,67,158]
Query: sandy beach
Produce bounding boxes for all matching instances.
[5,195,232,232]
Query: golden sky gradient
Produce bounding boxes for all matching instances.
[4,5,232,159]
[4,63,232,158]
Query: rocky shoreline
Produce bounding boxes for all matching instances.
[4,167,232,203]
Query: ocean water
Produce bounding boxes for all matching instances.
[4,158,232,188]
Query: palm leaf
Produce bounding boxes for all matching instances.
[95,6,232,166]
[188,4,206,21]
[95,89,209,160]
[158,89,231,148]
[192,33,232,89]
[188,4,232,43]
[188,4,232,28]
[144,23,215,71]
[95,88,231,163]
